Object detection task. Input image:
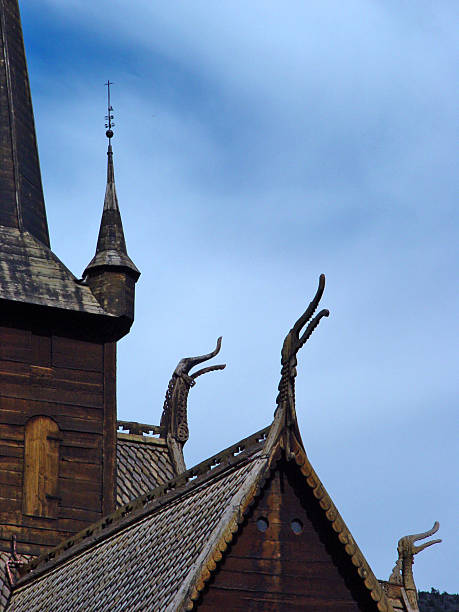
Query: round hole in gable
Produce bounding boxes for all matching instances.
[256,517,269,532]
[291,518,303,534]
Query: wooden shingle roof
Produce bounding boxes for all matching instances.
[116,432,176,507]
[83,144,139,280]
[0,551,31,612]
[0,227,108,315]
[9,430,269,611]
[0,0,50,247]
[8,424,393,612]
[5,278,396,611]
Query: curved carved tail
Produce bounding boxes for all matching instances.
[298,308,330,351]
[291,274,326,336]
[191,363,226,379]
[179,336,223,373]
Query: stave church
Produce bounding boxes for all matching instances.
[0,1,440,610]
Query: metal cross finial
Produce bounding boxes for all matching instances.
[105,80,115,140]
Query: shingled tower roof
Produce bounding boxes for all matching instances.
[84,142,139,278]
[0,5,140,336]
[0,0,49,247]
[0,0,111,318]
[80,83,139,327]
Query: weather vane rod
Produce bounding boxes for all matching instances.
[105,80,115,141]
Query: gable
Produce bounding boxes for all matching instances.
[198,459,379,611]
[5,426,390,612]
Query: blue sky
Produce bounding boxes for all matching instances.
[21,0,457,592]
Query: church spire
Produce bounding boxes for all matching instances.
[84,141,138,276]
[0,0,50,246]
[83,83,140,324]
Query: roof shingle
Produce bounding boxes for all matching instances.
[9,448,265,611]
[0,551,32,612]
[0,228,107,315]
[116,433,176,507]
[7,425,392,611]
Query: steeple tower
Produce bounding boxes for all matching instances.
[0,0,49,246]
[84,84,140,324]
[0,6,135,558]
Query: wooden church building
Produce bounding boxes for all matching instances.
[0,1,440,610]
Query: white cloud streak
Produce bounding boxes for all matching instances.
[23,0,458,592]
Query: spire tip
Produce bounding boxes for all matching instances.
[104,80,115,142]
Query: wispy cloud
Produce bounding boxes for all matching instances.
[22,0,458,592]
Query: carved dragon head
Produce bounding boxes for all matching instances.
[172,336,226,385]
[161,337,226,447]
[397,521,441,563]
[389,521,441,603]
[280,274,329,382]
[269,274,329,456]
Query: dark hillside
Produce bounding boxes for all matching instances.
[419,589,459,611]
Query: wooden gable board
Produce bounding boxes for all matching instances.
[197,458,380,612]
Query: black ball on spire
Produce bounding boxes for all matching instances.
[106,129,114,139]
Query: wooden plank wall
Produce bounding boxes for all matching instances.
[0,324,115,556]
[198,461,377,611]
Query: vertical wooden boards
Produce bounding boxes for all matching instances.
[198,461,378,611]
[22,416,60,518]
[102,342,116,515]
[0,324,116,556]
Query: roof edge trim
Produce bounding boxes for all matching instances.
[289,435,394,612]
[176,432,394,612]
[176,440,283,610]
[15,426,271,587]
[117,432,167,446]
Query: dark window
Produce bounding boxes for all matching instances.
[256,517,269,532]
[290,518,303,534]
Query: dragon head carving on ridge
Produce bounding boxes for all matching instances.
[160,337,225,472]
[389,521,441,610]
[276,274,329,415]
[261,274,329,457]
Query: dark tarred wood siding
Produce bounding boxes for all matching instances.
[0,324,116,556]
[198,461,377,611]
